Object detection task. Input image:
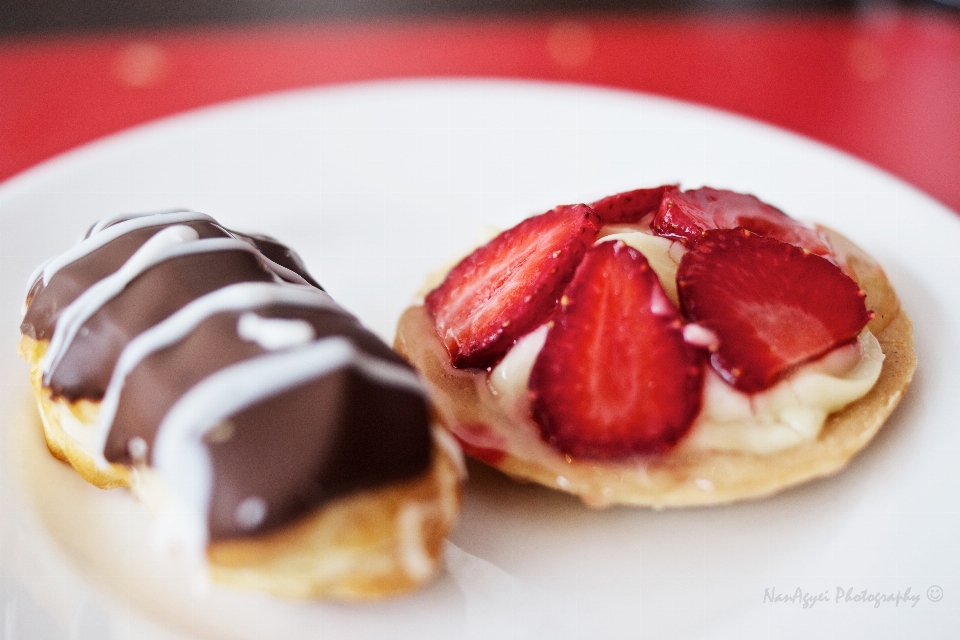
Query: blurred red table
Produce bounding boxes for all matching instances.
[2,11,959,212]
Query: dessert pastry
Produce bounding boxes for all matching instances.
[395,186,916,507]
[19,210,462,599]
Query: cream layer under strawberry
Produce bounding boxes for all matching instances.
[488,222,884,456]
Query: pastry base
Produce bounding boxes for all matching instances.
[393,227,916,508]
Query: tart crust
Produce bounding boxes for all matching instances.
[394,226,916,507]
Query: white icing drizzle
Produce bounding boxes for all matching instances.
[26,210,311,320]
[151,336,425,554]
[85,208,191,239]
[128,437,149,462]
[234,497,268,530]
[42,225,201,379]
[237,313,316,350]
[27,210,215,295]
[41,231,273,382]
[94,282,341,465]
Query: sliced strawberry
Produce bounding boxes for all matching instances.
[529,240,704,458]
[590,185,671,224]
[426,203,602,369]
[652,186,832,255]
[677,228,872,393]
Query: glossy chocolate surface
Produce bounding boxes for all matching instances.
[22,221,230,345]
[22,213,432,540]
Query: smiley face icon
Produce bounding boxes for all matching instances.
[927,585,943,602]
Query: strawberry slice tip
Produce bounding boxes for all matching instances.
[677,228,872,393]
[589,185,672,224]
[529,240,704,458]
[652,186,832,255]
[425,203,602,369]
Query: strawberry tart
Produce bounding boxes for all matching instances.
[395,186,916,507]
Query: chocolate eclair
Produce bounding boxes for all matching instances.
[19,210,462,599]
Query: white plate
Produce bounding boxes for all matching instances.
[1,79,958,639]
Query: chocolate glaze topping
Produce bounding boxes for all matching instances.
[22,211,432,542]
[22,220,231,344]
[236,232,323,290]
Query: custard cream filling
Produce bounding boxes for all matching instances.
[487,226,885,455]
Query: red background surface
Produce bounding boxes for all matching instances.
[2,12,959,213]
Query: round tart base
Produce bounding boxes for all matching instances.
[394,227,916,508]
[19,335,463,600]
